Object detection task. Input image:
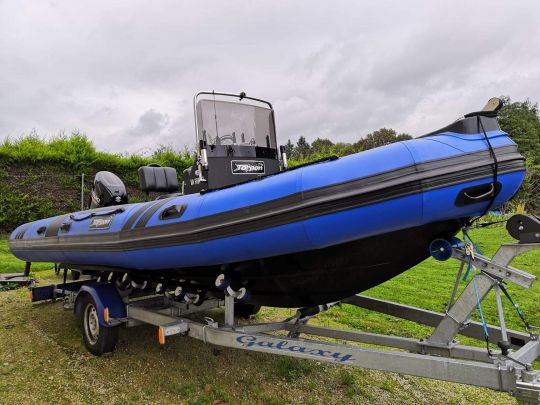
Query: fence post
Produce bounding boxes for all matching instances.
[81,173,85,210]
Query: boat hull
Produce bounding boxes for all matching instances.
[8,118,526,307]
[114,219,463,307]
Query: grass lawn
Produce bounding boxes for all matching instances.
[0,240,53,275]
[0,225,539,404]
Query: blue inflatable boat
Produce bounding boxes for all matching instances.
[9,94,526,307]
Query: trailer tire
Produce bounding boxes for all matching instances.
[235,304,261,319]
[79,294,119,356]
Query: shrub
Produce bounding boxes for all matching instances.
[0,133,195,232]
[0,188,59,232]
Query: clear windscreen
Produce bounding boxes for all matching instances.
[196,99,276,148]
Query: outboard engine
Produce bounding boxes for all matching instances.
[89,171,128,208]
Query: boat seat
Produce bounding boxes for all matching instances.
[138,164,179,200]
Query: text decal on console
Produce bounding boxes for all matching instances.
[231,160,265,175]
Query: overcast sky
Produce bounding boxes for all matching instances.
[1,1,540,154]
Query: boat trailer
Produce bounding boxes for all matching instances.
[31,215,540,403]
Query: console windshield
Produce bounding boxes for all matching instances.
[196,99,276,149]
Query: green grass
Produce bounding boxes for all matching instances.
[0,238,53,275]
[365,225,540,333]
[0,226,538,404]
[0,133,194,175]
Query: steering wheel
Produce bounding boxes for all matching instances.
[216,134,236,145]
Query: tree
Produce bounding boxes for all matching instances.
[332,142,356,156]
[311,138,334,155]
[294,136,311,160]
[358,128,412,151]
[396,133,413,142]
[497,96,540,214]
[283,139,294,157]
[498,96,540,164]
[284,128,412,162]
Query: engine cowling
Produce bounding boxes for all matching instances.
[89,171,128,208]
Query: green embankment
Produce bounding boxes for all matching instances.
[0,226,538,404]
[0,134,194,233]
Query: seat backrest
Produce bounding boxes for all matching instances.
[138,164,179,193]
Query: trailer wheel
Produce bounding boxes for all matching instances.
[80,294,119,356]
[235,304,261,319]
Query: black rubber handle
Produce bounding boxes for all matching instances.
[455,182,501,206]
[159,204,186,220]
[463,183,494,200]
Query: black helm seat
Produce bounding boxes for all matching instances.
[138,164,179,200]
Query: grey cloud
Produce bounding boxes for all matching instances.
[1,0,540,152]
[128,110,169,137]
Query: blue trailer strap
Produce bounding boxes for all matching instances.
[470,274,493,355]
[457,229,492,353]
[462,231,483,282]
[463,231,482,255]
[462,257,473,282]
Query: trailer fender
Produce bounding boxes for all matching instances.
[74,283,126,327]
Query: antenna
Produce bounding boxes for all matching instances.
[212,90,219,140]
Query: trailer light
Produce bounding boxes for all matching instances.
[103,307,109,323]
[158,326,165,345]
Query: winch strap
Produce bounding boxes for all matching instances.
[467,115,500,227]
[498,283,532,331]
[473,219,508,228]
[478,115,499,217]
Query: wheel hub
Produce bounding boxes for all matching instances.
[84,304,100,345]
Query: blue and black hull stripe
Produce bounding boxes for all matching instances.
[10,145,524,253]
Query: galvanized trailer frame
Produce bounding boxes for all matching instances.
[33,237,540,403]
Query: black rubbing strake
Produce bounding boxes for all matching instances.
[10,151,524,253]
